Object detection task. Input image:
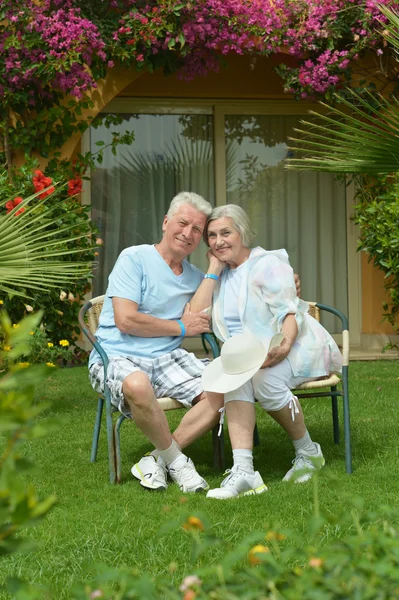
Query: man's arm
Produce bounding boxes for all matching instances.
[113,297,210,337]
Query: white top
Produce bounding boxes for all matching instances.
[223,263,245,336]
[212,246,342,378]
[89,244,204,366]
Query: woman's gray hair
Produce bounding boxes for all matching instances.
[204,204,256,248]
[167,192,213,219]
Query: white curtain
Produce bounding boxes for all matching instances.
[225,115,348,333]
[91,114,215,294]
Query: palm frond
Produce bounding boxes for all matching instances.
[379,4,399,54]
[0,186,93,298]
[286,90,399,174]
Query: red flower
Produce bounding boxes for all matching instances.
[67,177,83,196]
[5,196,25,215]
[32,170,54,198]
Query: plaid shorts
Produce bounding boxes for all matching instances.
[89,349,209,418]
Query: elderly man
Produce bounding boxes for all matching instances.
[89,192,222,493]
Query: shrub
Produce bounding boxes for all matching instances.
[353,174,399,350]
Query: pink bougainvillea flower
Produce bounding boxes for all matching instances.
[67,177,83,196]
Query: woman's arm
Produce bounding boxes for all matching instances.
[261,313,298,368]
[189,250,226,313]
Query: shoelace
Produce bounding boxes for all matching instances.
[222,467,243,486]
[290,454,308,470]
[171,460,198,483]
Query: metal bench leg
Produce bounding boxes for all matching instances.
[331,386,340,444]
[212,425,225,471]
[115,414,126,484]
[91,396,104,462]
[342,366,352,474]
[104,389,117,484]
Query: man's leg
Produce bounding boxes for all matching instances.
[123,371,173,450]
[172,391,223,449]
[126,372,209,493]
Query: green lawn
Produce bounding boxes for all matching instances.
[0,360,398,597]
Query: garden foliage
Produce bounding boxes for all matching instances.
[1,0,398,163]
[353,174,399,348]
[0,162,97,346]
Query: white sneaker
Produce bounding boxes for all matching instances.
[283,443,325,483]
[131,455,168,490]
[206,465,268,499]
[168,455,209,493]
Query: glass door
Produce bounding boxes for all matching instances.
[224,114,348,333]
[90,112,214,295]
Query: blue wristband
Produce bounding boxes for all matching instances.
[204,273,219,281]
[176,319,186,337]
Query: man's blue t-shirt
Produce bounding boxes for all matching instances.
[89,245,204,366]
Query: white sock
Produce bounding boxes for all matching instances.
[151,439,181,460]
[157,439,182,466]
[233,449,254,473]
[293,431,318,456]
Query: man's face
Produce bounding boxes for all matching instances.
[162,204,207,258]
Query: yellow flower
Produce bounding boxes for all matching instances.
[47,342,54,348]
[59,339,70,347]
[46,362,56,368]
[182,516,205,532]
[0,300,3,305]
[265,530,286,541]
[12,323,19,329]
[18,362,30,368]
[29,331,35,335]
[309,557,324,569]
[3,346,11,352]
[248,545,270,565]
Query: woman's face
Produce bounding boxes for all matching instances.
[207,217,247,265]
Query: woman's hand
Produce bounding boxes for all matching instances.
[206,250,226,277]
[261,338,291,368]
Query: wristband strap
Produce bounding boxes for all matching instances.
[176,319,186,337]
[204,273,219,281]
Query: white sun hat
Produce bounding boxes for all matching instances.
[202,332,269,394]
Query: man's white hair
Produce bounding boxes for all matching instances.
[167,191,213,219]
[204,204,256,248]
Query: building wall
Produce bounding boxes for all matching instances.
[60,52,394,338]
[116,54,395,336]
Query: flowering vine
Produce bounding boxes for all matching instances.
[1,0,399,157]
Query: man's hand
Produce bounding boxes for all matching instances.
[294,273,301,298]
[261,338,291,368]
[181,303,211,336]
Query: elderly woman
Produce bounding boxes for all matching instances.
[190,204,342,500]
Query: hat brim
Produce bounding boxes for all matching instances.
[202,356,265,394]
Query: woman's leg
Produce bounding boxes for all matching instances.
[207,382,267,500]
[226,400,256,450]
[253,360,324,482]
